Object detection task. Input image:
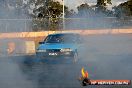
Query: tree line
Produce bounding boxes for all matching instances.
[31,0,132,30]
[0,0,131,30]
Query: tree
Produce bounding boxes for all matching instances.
[77,3,93,17]
[76,2,113,17]
[97,0,111,6]
[107,0,112,4]
[96,0,113,17]
[65,8,76,18]
[29,0,72,31]
[29,0,62,30]
[113,0,132,18]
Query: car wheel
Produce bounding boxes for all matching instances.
[73,52,78,63]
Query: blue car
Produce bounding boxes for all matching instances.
[36,33,82,63]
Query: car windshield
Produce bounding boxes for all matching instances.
[44,34,79,43]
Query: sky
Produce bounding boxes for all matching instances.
[56,0,128,11]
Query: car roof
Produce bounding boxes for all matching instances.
[48,33,80,36]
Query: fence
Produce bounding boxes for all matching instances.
[0,19,32,33]
[0,17,132,33]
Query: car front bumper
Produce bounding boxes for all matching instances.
[36,51,74,58]
[35,51,75,63]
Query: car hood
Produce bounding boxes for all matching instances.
[37,43,78,50]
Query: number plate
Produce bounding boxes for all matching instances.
[49,53,58,56]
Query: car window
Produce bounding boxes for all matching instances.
[44,34,80,43]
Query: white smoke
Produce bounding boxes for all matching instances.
[0,1,36,88]
[0,58,37,88]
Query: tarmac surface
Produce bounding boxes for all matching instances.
[0,34,132,88]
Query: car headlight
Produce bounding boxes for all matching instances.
[37,49,46,52]
[60,48,72,52]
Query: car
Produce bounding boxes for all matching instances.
[36,33,82,63]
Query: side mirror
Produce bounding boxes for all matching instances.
[39,42,45,44]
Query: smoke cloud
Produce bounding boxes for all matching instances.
[0,1,36,88]
[0,57,38,88]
